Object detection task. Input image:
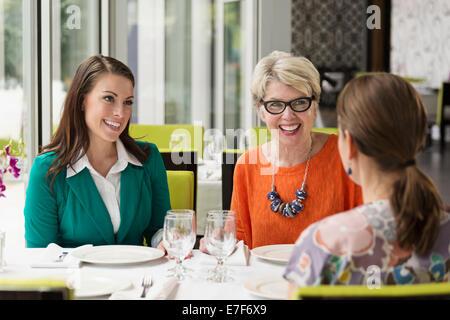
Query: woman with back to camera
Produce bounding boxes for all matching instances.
[201,51,362,252]
[284,73,449,293]
[24,55,171,249]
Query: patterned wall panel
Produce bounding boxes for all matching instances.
[391,0,450,89]
[291,0,368,71]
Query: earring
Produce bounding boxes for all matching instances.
[347,167,352,175]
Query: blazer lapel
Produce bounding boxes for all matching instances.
[116,164,144,243]
[66,168,115,244]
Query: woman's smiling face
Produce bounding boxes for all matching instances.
[83,72,134,145]
[259,80,317,148]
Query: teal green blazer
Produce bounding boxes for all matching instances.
[24,141,171,248]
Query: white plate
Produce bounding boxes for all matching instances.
[243,276,289,300]
[251,244,294,263]
[69,274,132,298]
[71,245,165,265]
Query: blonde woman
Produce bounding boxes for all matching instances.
[210,51,362,250]
[284,73,449,292]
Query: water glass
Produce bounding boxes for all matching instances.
[166,209,196,275]
[204,210,236,283]
[163,213,196,280]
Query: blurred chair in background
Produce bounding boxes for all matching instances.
[129,124,204,156]
[160,151,198,211]
[166,170,194,210]
[221,149,244,211]
[437,82,450,148]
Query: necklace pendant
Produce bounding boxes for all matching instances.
[282,203,297,218]
[290,199,304,213]
[267,190,279,201]
[270,198,282,213]
[295,189,307,200]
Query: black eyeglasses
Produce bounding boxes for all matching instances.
[261,96,315,115]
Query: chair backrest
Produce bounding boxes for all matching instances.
[222,149,244,210]
[294,282,450,300]
[0,278,73,300]
[129,124,204,157]
[355,72,426,84]
[436,82,450,126]
[166,170,194,210]
[312,127,339,135]
[160,151,198,210]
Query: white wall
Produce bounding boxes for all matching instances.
[391,0,450,89]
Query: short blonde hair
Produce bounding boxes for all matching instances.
[251,51,321,108]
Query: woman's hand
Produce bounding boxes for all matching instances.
[157,240,193,259]
[199,237,209,254]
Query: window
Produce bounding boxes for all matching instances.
[0,0,23,155]
[126,0,256,145]
[51,0,100,132]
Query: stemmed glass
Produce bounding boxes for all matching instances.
[165,209,196,276]
[204,210,237,283]
[163,213,196,280]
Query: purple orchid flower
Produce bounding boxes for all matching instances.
[0,175,5,198]
[8,156,20,178]
[0,144,22,197]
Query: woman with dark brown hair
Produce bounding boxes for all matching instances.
[24,55,171,248]
[284,73,449,292]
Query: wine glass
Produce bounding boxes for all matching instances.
[163,213,196,280]
[204,210,236,283]
[166,209,196,275]
[204,131,224,163]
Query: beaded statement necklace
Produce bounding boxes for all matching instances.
[266,140,313,218]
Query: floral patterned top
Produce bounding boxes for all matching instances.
[284,200,450,286]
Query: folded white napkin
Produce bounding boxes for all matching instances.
[109,277,178,300]
[30,243,92,268]
[198,240,250,266]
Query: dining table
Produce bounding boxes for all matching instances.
[0,244,291,301]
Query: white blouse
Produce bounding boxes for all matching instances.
[66,139,142,234]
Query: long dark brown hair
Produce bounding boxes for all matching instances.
[337,73,443,256]
[40,55,149,190]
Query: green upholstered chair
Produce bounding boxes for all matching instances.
[0,278,73,300]
[160,151,198,211]
[129,124,204,157]
[312,127,339,135]
[221,149,244,210]
[294,282,450,300]
[166,170,195,210]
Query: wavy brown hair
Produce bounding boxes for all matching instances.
[337,73,443,256]
[40,55,149,190]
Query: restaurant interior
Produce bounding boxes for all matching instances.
[0,0,449,302]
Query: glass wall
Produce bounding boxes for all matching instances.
[51,0,100,131]
[165,0,192,124]
[223,0,242,146]
[0,0,23,151]
[126,0,250,140]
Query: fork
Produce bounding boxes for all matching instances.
[140,275,152,298]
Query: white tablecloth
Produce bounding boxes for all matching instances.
[1,248,288,300]
[196,160,222,235]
